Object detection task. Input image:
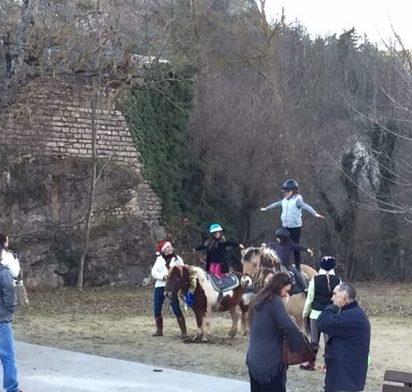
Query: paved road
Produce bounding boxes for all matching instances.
[15,341,249,392]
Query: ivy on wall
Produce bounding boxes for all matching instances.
[125,64,194,218]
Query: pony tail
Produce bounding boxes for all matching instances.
[326,272,331,292]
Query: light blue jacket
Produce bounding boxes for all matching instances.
[264,194,318,228]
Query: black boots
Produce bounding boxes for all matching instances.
[176,316,187,339]
[152,316,163,337]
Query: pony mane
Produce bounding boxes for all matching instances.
[242,246,280,267]
[260,247,281,268]
[242,247,262,262]
[241,246,283,290]
[188,265,207,283]
[190,265,204,274]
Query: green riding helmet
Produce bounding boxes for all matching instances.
[209,223,223,233]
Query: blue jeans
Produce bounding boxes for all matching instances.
[153,286,182,318]
[0,322,19,392]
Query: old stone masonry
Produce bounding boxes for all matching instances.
[0,77,163,288]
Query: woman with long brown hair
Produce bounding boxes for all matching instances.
[194,223,242,277]
[246,272,304,392]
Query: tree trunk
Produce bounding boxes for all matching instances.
[240,205,252,244]
[6,0,38,87]
[319,151,362,278]
[77,0,101,289]
[370,122,399,277]
[77,89,98,289]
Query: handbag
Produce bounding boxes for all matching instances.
[282,333,314,365]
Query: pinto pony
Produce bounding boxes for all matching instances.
[165,265,250,341]
[241,246,317,329]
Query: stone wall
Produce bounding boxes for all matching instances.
[0,77,164,288]
[0,77,162,224]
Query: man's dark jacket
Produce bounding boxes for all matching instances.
[317,301,370,392]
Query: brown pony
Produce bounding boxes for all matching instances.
[165,265,251,341]
[241,246,317,330]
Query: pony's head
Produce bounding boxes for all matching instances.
[241,246,282,289]
[165,265,191,297]
[241,246,281,274]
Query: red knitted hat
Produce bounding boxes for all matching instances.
[156,240,172,254]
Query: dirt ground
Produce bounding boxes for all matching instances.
[13,282,412,392]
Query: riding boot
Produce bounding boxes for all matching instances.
[176,316,187,339]
[304,316,311,337]
[152,316,163,337]
[293,267,307,292]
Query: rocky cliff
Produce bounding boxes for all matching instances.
[0,78,164,288]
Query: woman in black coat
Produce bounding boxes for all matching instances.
[246,272,305,392]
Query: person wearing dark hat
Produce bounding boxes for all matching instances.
[260,178,324,271]
[300,256,341,371]
[151,240,187,338]
[267,227,313,292]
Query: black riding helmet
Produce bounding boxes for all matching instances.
[275,227,291,239]
[282,178,299,191]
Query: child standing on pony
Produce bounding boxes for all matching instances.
[151,240,187,339]
[195,223,243,277]
[260,178,324,271]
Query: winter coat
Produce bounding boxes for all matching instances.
[267,240,308,267]
[264,194,318,228]
[0,264,17,322]
[246,296,304,382]
[0,249,20,279]
[303,269,341,320]
[317,302,370,392]
[151,254,184,288]
[195,240,238,273]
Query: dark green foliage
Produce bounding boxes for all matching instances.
[124,64,239,244]
[125,64,194,217]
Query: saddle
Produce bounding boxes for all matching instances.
[207,273,240,293]
[285,267,307,295]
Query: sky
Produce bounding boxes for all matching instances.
[266,0,412,48]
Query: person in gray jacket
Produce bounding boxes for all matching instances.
[0,263,23,392]
[246,272,305,392]
[260,178,324,271]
